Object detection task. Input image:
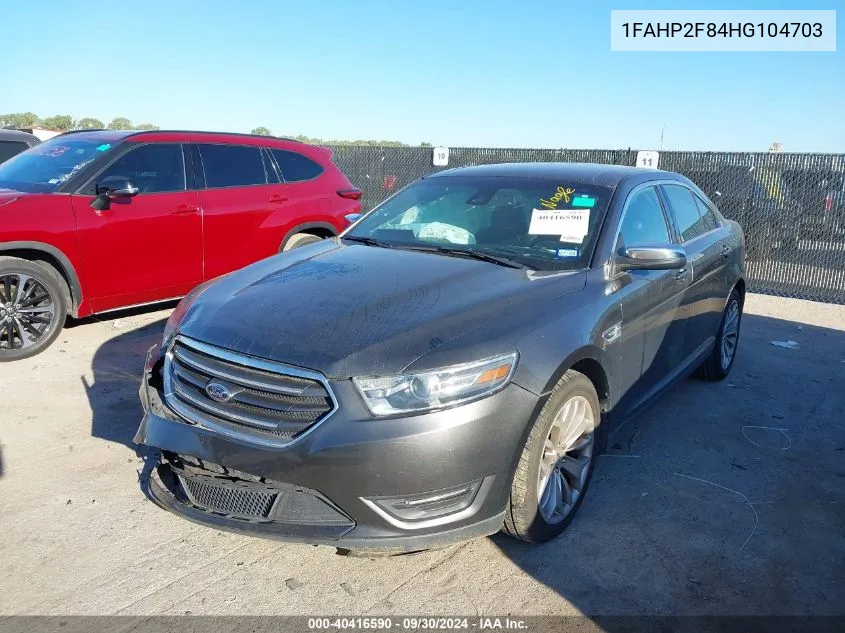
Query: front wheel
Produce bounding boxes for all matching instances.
[503,370,602,544]
[0,257,68,362]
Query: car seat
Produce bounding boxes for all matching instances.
[475,204,529,245]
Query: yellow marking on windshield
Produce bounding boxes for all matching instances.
[540,186,576,210]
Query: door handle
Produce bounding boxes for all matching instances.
[269,194,289,204]
[171,205,199,215]
[721,243,730,258]
[675,267,689,281]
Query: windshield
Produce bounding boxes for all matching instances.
[0,137,116,193]
[345,175,613,271]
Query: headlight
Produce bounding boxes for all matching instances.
[353,352,518,416]
[161,279,215,346]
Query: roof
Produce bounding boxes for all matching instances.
[0,129,41,143]
[55,129,302,144]
[428,162,674,187]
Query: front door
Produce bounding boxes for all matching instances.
[612,185,689,418]
[71,142,202,313]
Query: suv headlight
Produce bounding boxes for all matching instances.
[353,352,518,416]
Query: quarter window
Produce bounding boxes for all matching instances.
[198,144,267,188]
[661,184,709,242]
[271,149,324,182]
[617,186,671,249]
[91,143,185,194]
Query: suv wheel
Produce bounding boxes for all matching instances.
[0,257,68,362]
[282,232,325,252]
[503,370,602,544]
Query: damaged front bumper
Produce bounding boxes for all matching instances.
[135,344,540,553]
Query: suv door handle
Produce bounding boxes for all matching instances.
[269,194,289,204]
[171,205,199,215]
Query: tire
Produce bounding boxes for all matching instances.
[503,370,603,544]
[695,288,742,382]
[0,257,68,362]
[282,232,324,252]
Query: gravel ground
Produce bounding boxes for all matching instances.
[0,293,843,617]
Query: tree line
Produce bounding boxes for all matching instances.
[0,112,430,146]
[0,112,159,132]
[250,127,432,147]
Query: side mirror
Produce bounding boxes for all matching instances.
[90,176,139,211]
[615,244,687,272]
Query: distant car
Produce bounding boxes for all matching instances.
[0,129,40,164]
[0,129,362,361]
[702,165,799,259]
[136,162,746,554]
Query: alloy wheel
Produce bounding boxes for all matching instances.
[720,299,740,370]
[0,272,56,351]
[537,395,595,524]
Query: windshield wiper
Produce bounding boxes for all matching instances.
[341,235,397,249]
[406,245,530,270]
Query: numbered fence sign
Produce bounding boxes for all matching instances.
[433,146,450,167]
[636,150,660,169]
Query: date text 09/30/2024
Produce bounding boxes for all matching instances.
[307,617,529,630]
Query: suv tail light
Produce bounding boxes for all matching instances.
[337,188,362,200]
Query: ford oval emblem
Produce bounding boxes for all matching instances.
[206,381,234,403]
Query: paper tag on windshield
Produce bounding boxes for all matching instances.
[529,209,590,243]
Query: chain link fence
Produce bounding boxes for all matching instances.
[327,146,845,304]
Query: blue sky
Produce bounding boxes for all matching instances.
[2,0,842,152]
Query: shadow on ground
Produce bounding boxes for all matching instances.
[81,307,845,621]
[81,303,175,448]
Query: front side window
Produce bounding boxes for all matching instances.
[661,184,710,242]
[198,144,266,188]
[617,186,671,249]
[271,149,324,182]
[0,137,116,193]
[88,143,186,194]
[345,176,612,271]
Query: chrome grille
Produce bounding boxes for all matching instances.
[180,475,277,519]
[164,336,336,445]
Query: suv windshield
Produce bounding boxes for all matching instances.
[0,137,116,193]
[345,175,612,271]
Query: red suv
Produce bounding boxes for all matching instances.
[0,130,361,361]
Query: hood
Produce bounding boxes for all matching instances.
[0,188,28,207]
[178,240,586,377]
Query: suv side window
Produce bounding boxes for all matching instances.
[198,144,266,188]
[691,191,720,232]
[617,186,671,249]
[661,184,710,242]
[88,143,186,194]
[271,149,324,182]
[0,141,30,164]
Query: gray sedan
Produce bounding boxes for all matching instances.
[136,162,746,552]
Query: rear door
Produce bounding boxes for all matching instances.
[659,183,731,361]
[612,184,689,418]
[71,142,203,312]
[194,143,283,279]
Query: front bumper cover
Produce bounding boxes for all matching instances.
[135,351,540,552]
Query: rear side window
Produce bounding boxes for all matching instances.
[661,184,710,242]
[198,144,266,188]
[0,141,29,163]
[691,192,720,232]
[271,149,324,182]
